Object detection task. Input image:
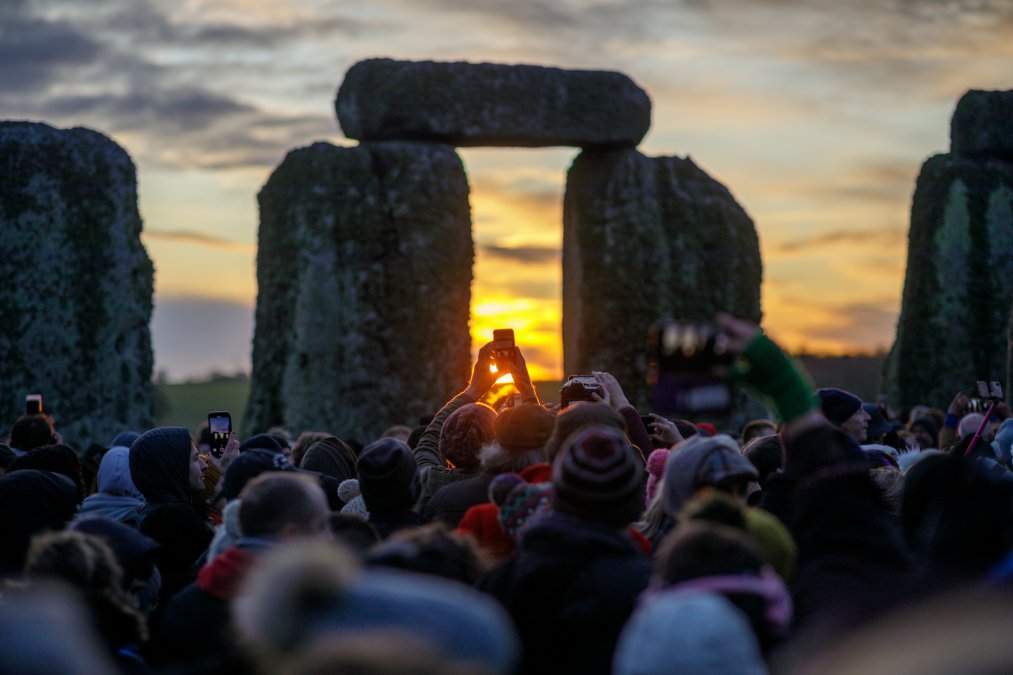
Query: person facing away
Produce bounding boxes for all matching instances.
[480,425,651,675]
[149,472,332,672]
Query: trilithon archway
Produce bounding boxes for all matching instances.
[244,58,762,442]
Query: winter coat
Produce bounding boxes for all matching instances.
[480,512,652,675]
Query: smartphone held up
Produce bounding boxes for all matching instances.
[208,411,231,459]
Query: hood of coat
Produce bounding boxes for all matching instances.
[129,427,194,506]
[97,447,143,498]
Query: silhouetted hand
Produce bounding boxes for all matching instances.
[219,431,240,470]
[465,343,501,399]
[646,413,682,447]
[948,392,969,416]
[592,371,630,410]
[507,347,539,404]
[715,313,762,354]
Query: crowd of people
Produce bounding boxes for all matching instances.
[2,314,1012,674]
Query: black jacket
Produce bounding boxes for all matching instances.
[480,513,652,675]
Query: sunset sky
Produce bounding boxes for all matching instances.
[4,0,1012,381]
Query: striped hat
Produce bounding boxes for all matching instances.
[552,425,644,527]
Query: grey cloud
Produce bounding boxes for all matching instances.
[797,300,898,346]
[0,10,104,93]
[144,229,255,252]
[777,227,905,253]
[482,245,561,265]
[151,295,254,381]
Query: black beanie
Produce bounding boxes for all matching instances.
[356,438,419,515]
[240,434,286,454]
[817,388,863,426]
[552,425,644,527]
[221,448,295,500]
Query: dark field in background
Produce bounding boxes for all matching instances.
[154,352,887,437]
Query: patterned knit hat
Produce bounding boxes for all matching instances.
[440,403,496,469]
[552,425,644,527]
[497,479,553,543]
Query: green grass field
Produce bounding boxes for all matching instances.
[154,376,250,436]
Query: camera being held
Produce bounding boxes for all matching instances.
[560,375,603,408]
[648,321,735,417]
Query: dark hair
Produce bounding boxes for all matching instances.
[743,434,784,485]
[655,522,764,585]
[328,513,381,556]
[239,473,326,538]
[8,444,86,502]
[741,419,777,445]
[367,523,489,585]
[9,415,55,452]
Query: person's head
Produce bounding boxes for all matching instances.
[902,452,1013,580]
[862,403,892,444]
[480,403,555,475]
[240,434,287,455]
[356,439,419,516]
[740,419,777,447]
[662,435,759,516]
[8,444,85,502]
[958,413,992,442]
[0,470,79,574]
[552,425,644,528]
[367,523,489,585]
[0,443,15,478]
[292,432,332,468]
[742,434,783,486]
[129,427,206,505]
[220,448,297,502]
[328,513,381,556]
[817,388,868,443]
[909,416,939,449]
[8,415,56,452]
[239,473,331,540]
[542,402,624,463]
[380,425,413,445]
[438,403,496,470]
[300,437,357,484]
[656,521,765,585]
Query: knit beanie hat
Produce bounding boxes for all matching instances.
[356,439,419,515]
[645,448,670,504]
[663,435,759,516]
[743,507,797,580]
[240,434,286,454]
[817,388,863,426]
[495,403,555,454]
[910,416,939,448]
[552,425,644,527]
[221,448,295,500]
[440,403,497,470]
[542,402,625,462]
[497,479,553,543]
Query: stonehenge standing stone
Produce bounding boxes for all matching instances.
[336,59,651,148]
[885,89,1013,409]
[245,141,473,442]
[563,148,762,407]
[0,121,154,447]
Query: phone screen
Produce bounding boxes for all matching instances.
[208,412,231,457]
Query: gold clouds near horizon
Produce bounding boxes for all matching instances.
[467,167,565,382]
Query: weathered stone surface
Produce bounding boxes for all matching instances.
[244,141,472,443]
[336,58,651,148]
[563,148,762,408]
[0,121,154,446]
[951,89,1013,162]
[884,153,1013,409]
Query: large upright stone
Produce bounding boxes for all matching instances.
[885,90,1013,409]
[245,141,472,442]
[951,89,1013,162]
[563,149,762,408]
[336,59,651,148]
[0,122,154,446]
